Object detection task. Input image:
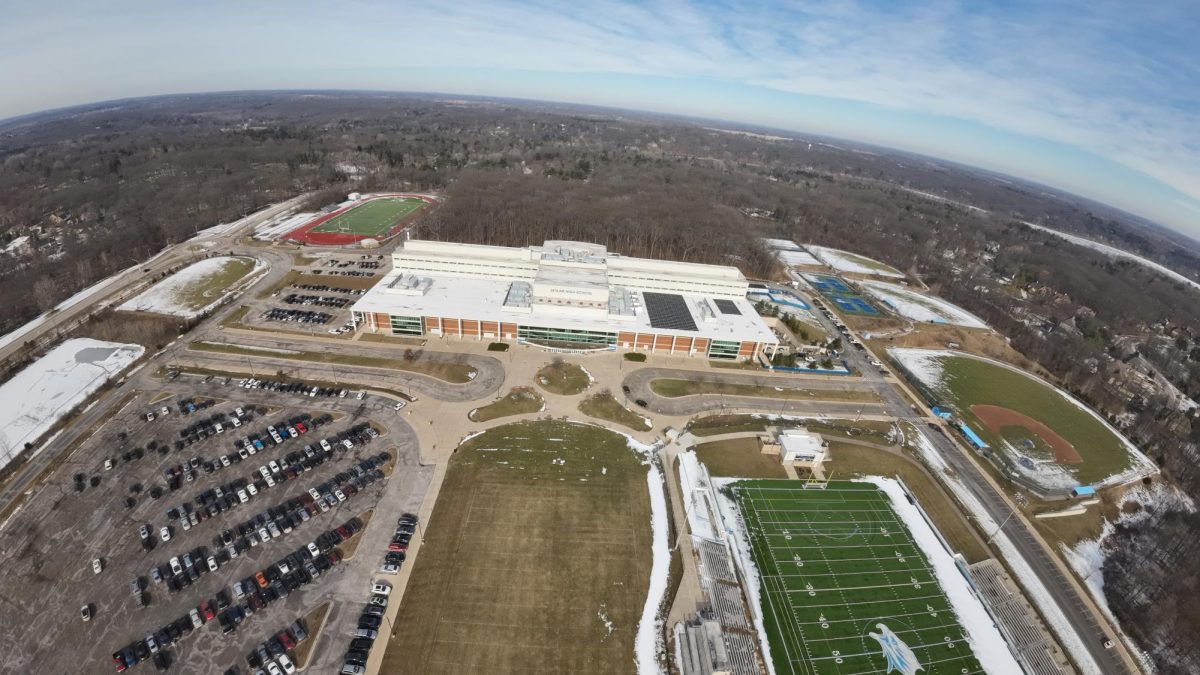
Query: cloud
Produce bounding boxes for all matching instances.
[1,0,1196,229]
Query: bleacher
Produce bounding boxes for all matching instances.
[970,559,1075,675]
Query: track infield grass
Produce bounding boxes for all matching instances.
[733,480,984,675]
[385,420,653,674]
[310,197,424,236]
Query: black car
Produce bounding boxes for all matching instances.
[358,615,382,630]
[350,637,373,651]
[345,650,370,666]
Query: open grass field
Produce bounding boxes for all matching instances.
[309,197,425,236]
[689,415,895,445]
[536,360,592,396]
[694,437,788,479]
[468,386,544,421]
[119,256,257,318]
[384,420,653,674]
[733,480,985,675]
[578,391,652,431]
[890,348,1152,487]
[651,379,879,403]
[187,340,476,383]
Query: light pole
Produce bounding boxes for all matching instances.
[987,510,1017,544]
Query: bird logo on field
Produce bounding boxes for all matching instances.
[869,623,923,675]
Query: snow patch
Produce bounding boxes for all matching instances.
[118,256,262,318]
[856,477,1022,672]
[807,245,905,278]
[860,279,989,329]
[0,338,144,470]
[635,461,670,675]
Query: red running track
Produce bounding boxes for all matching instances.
[283,194,438,246]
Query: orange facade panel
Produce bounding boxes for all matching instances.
[653,335,674,350]
[673,337,694,353]
[424,316,439,330]
[501,322,517,338]
[738,341,758,357]
[635,334,655,349]
[618,331,637,346]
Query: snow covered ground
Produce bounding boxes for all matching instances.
[0,338,144,469]
[1024,222,1200,294]
[635,461,670,675]
[253,212,317,240]
[860,279,989,328]
[807,245,905,278]
[1062,482,1196,620]
[118,256,261,319]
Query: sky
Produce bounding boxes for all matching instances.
[1,0,1197,237]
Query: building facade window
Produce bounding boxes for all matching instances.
[517,325,617,346]
[707,339,741,360]
[389,314,424,336]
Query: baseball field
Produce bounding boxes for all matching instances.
[889,348,1154,488]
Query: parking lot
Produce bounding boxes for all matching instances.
[0,371,429,674]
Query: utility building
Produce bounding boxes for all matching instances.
[351,240,777,359]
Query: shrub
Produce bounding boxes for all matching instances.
[623,352,647,362]
[487,342,510,352]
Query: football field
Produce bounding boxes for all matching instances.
[309,197,425,236]
[734,480,984,675]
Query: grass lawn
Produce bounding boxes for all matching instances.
[310,197,424,236]
[650,379,878,403]
[733,480,985,675]
[536,360,592,396]
[689,414,894,445]
[187,341,476,383]
[578,391,652,431]
[694,437,787,479]
[337,509,374,560]
[384,420,654,674]
[892,349,1144,484]
[468,387,544,422]
[826,442,989,562]
[175,257,255,310]
[290,602,330,670]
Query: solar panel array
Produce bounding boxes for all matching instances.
[714,298,741,315]
[643,292,698,331]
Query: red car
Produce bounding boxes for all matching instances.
[199,601,215,621]
[278,631,296,650]
[295,422,307,434]
[388,542,408,553]
[112,652,129,672]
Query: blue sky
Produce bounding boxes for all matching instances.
[2,0,1197,237]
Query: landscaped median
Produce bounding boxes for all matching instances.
[468,387,544,422]
[649,378,880,403]
[578,391,652,431]
[187,341,476,383]
[535,359,592,396]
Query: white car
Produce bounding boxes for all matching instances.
[356,391,365,400]
[307,542,321,558]
[257,527,271,542]
[371,581,392,596]
[342,439,354,450]
[92,558,103,574]
[169,557,183,575]
[230,417,242,428]
[246,483,258,496]
[335,489,347,503]
[103,458,114,470]
[234,407,245,417]
[207,556,218,572]
[379,563,400,575]
[319,439,332,452]
[237,489,249,503]
[160,406,169,416]
[393,400,406,411]
[160,526,171,542]
[268,460,280,474]
[190,608,203,628]
[214,422,224,434]
[278,654,297,674]
[266,662,283,675]
[145,412,155,422]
